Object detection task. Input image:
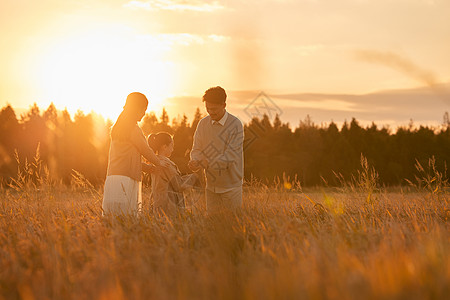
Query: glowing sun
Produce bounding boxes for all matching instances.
[36,24,176,120]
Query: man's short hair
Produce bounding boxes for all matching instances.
[202,86,226,104]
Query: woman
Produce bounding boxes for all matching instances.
[147,132,198,214]
[102,92,169,215]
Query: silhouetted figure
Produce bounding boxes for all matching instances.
[102,92,169,215]
[188,86,244,213]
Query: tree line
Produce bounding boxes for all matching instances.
[0,103,449,187]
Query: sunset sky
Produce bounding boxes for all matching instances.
[1,0,449,126]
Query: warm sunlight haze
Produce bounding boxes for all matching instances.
[1,0,450,124]
[0,2,449,300]
[35,25,176,119]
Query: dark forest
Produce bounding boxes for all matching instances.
[1,103,449,187]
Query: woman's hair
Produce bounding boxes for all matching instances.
[111,92,148,140]
[147,132,173,153]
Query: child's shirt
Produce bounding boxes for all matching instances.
[151,155,198,210]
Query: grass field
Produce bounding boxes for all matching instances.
[0,157,449,299]
[0,180,449,300]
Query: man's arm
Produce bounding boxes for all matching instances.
[190,120,204,162]
[189,120,205,171]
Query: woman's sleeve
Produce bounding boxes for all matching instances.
[130,126,160,166]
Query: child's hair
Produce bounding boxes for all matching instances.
[147,132,173,153]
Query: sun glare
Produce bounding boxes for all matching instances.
[35,24,175,120]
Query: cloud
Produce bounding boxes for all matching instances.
[123,0,225,12]
[212,85,450,127]
[354,50,439,87]
[266,84,450,125]
[354,50,450,105]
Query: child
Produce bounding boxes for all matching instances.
[147,132,198,214]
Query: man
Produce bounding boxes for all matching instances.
[188,86,244,213]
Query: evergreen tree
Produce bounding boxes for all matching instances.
[0,103,449,187]
[141,112,158,136]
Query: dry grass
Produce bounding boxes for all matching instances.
[1,153,449,299]
[0,181,448,300]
